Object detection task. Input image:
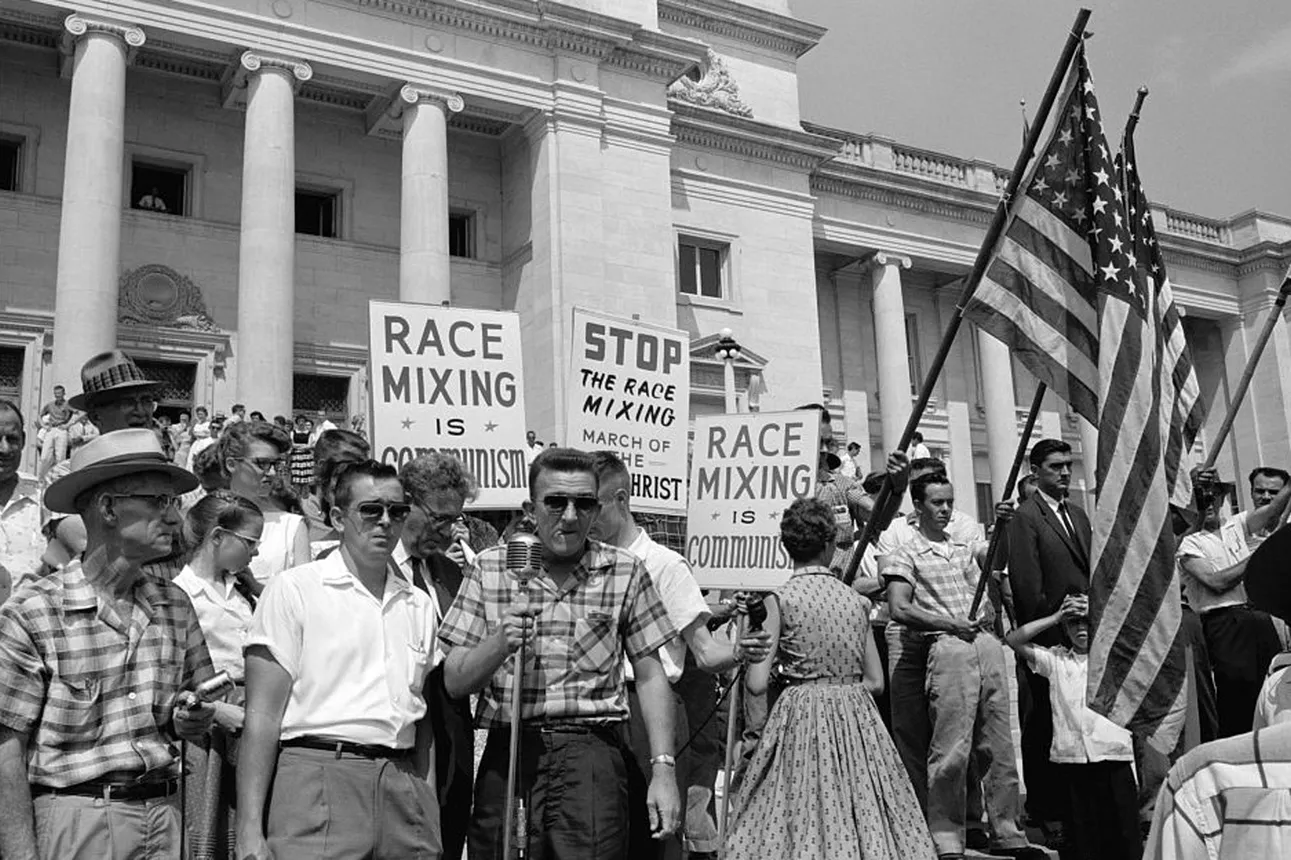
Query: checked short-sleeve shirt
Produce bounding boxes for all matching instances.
[0,559,214,787]
[883,529,988,633]
[439,540,675,730]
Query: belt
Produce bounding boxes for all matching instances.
[782,674,863,687]
[32,777,179,802]
[281,736,410,760]
[511,720,625,743]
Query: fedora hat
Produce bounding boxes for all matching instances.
[44,428,198,514]
[68,350,159,410]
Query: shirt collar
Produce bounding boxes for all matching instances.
[1037,488,1066,512]
[57,558,176,614]
[319,546,411,597]
[908,526,969,555]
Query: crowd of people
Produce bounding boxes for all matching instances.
[1,349,1289,860]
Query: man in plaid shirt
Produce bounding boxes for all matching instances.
[0,428,215,860]
[441,447,680,858]
[884,472,1043,860]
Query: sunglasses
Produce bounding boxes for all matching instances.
[540,495,599,516]
[353,501,412,523]
[107,493,178,510]
[241,457,281,473]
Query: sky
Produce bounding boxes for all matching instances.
[793,0,1291,220]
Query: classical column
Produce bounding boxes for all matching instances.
[399,85,463,304]
[50,15,145,391]
[866,252,913,453]
[976,327,1019,499]
[234,52,311,416]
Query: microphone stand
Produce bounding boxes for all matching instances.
[501,569,531,860]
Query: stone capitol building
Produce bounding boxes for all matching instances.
[2,0,1290,519]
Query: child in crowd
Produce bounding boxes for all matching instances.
[1005,591,1142,860]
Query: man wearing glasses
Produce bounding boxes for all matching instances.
[441,447,681,858]
[237,459,442,860]
[0,428,215,860]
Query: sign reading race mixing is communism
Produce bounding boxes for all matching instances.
[368,300,529,508]
[686,410,819,590]
[567,308,690,515]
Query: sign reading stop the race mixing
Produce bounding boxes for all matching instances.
[567,309,689,515]
[686,410,819,591]
[368,300,529,508]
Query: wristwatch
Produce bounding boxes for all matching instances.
[650,754,676,768]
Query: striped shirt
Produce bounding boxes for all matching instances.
[0,559,214,786]
[883,528,988,630]
[439,540,675,729]
[1146,722,1291,859]
[815,472,868,575]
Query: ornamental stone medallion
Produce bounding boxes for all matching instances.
[667,50,753,118]
[118,264,220,332]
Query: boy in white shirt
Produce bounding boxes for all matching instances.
[1005,592,1141,860]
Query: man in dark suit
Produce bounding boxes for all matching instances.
[1007,438,1090,842]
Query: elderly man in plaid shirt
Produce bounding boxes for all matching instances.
[884,472,1045,860]
[441,447,681,859]
[0,429,216,860]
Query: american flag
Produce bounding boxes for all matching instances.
[965,47,1203,745]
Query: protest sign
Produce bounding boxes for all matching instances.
[368,300,529,508]
[686,410,819,590]
[567,308,689,515]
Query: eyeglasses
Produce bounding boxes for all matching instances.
[540,495,600,516]
[107,493,178,510]
[419,508,460,528]
[241,457,281,474]
[219,528,261,550]
[353,501,412,523]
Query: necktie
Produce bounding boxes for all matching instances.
[1058,501,1078,542]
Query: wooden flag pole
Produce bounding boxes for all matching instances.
[968,382,1047,619]
[843,7,1093,586]
[1199,275,1291,471]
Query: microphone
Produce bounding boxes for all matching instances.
[505,533,544,585]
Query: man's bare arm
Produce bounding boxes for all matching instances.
[0,727,37,860]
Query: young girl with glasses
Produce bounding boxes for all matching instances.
[174,489,265,860]
[218,421,310,584]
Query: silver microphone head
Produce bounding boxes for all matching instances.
[505,533,543,582]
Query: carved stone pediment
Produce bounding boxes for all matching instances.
[668,50,752,118]
[118,264,220,332]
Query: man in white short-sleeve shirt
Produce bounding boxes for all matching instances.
[237,460,441,860]
[590,451,769,860]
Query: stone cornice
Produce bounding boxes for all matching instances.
[670,102,840,171]
[811,168,998,227]
[1236,244,1291,278]
[672,169,816,219]
[657,0,826,59]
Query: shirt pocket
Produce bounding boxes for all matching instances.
[570,611,617,674]
[45,672,105,744]
[406,644,431,692]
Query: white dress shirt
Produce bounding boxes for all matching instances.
[174,563,254,681]
[1028,644,1134,764]
[246,551,440,748]
[623,528,710,684]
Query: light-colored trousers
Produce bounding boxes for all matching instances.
[33,793,180,860]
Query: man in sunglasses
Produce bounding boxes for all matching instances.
[237,459,442,860]
[0,428,215,860]
[441,447,681,859]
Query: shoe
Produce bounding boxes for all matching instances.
[966,830,991,851]
[988,847,1049,860]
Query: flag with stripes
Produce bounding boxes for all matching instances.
[965,47,1203,745]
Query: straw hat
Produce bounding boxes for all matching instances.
[68,350,159,410]
[44,428,198,514]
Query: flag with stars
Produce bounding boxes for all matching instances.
[966,46,1200,747]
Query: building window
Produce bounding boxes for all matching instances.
[975,482,994,526]
[131,160,189,215]
[0,137,21,193]
[296,189,340,238]
[905,313,922,393]
[131,358,195,422]
[448,211,475,259]
[0,346,22,404]
[293,373,349,421]
[678,238,727,299]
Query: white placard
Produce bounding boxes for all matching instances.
[566,309,690,515]
[686,410,819,590]
[368,301,529,508]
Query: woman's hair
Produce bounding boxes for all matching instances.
[399,452,479,507]
[182,490,264,556]
[779,498,838,563]
[191,443,228,492]
[215,420,292,480]
[313,429,372,526]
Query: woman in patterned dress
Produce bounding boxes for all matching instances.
[725,498,936,860]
